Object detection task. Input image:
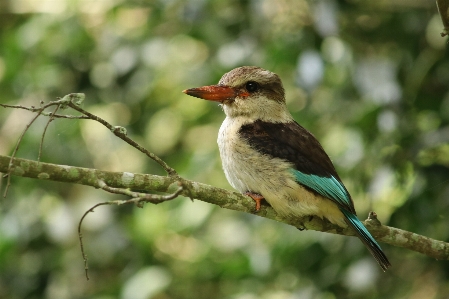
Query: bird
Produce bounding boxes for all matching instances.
[183,66,391,271]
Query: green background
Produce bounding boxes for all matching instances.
[0,0,448,298]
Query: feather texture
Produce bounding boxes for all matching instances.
[239,120,355,213]
[290,170,352,210]
[239,120,390,271]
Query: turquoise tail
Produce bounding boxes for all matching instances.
[340,208,391,271]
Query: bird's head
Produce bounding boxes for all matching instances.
[183,66,291,121]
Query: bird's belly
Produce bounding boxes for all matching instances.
[218,124,344,225]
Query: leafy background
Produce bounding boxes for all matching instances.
[0,0,449,298]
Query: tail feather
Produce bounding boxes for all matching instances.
[340,208,391,271]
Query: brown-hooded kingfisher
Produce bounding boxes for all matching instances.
[183,66,391,271]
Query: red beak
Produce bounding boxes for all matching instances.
[183,85,238,102]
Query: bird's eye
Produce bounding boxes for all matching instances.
[245,81,260,93]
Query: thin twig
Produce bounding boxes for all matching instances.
[77,184,184,280]
[2,98,81,197]
[0,103,88,119]
[97,180,184,206]
[66,96,177,176]
[38,104,61,162]
[1,94,177,177]
[4,104,45,197]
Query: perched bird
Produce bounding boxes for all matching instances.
[183,66,390,271]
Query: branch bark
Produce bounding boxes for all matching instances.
[1,155,448,260]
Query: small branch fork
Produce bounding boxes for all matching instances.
[1,98,73,197]
[1,93,183,280]
[78,184,184,280]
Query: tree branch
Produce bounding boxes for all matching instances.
[1,155,448,260]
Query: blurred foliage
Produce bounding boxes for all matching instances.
[0,0,449,298]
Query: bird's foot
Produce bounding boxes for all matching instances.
[245,192,264,212]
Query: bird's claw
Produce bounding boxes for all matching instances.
[245,192,264,212]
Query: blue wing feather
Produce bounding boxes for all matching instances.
[290,169,352,211]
